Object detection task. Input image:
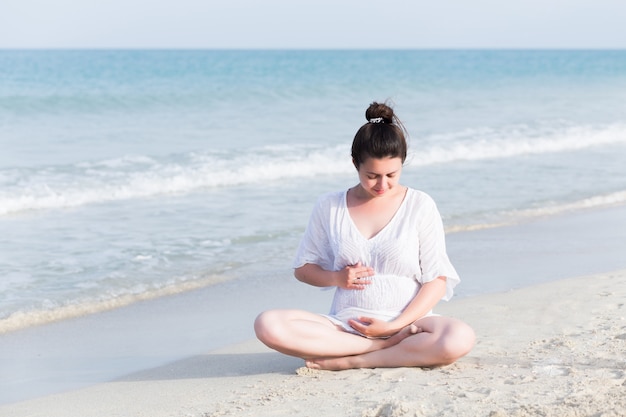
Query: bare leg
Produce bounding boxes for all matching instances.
[306,316,475,370]
[254,309,419,359]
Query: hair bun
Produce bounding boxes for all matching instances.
[365,102,394,124]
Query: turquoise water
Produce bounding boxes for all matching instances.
[1,50,626,331]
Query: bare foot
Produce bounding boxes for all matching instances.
[305,324,423,371]
[381,324,422,349]
[305,356,354,371]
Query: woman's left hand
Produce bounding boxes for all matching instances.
[348,316,399,338]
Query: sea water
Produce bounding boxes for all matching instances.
[1,50,626,332]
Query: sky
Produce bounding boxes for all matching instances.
[1,0,625,49]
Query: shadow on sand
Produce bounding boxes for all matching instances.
[116,351,303,382]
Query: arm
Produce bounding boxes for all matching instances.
[388,276,446,329]
[349,276,447,337]
[295,262,374,290]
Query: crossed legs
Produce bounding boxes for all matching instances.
[254,309,475,370]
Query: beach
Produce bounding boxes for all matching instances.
[2,50,626,417]
[1,204,625,417]
[1,272,624,417]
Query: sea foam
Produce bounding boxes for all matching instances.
[0,273,230,333]
[1,123,625,216]
[411,123,626,165]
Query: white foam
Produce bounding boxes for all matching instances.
[0,274,230,334]
[508,190,626,219]
[0,145,352,216]
[1,123,625,216]
[410,123,626,166]
[445,190,626,233]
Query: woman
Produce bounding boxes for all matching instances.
[254,102,475,370]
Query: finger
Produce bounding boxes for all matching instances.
[352,281,370,290]
[348,319,366,332]
[351,282,365,290]
[355,271,366,279]
[361,267,375,277]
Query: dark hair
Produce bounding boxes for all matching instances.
[351,102,408,168]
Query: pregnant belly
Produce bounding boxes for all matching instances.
[331,274,419,314]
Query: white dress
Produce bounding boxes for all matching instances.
[292,188,460,333]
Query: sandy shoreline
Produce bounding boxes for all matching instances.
[2,204,626,415]
[2,268,625,417]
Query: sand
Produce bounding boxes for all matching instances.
[1,268,624,417]
[2,204,626,415]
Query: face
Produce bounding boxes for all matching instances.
[355,156,403,198]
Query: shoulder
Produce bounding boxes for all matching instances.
[308,190,346,220]
[403,188,446,228]
[313,190,345,208]
[405,187,436,207]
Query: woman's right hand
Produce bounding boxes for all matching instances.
[338,262,374,290]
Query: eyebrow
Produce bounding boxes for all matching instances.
[366,169,399,176]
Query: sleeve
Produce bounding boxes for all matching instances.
[417,194,460,301]
[292,194,335,271]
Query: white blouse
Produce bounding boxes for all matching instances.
[293,188,459,330]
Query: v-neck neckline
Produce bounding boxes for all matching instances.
[343,187,409,241]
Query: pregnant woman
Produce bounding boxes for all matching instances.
[254,101,475,370]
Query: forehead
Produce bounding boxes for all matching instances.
[359,157,403,173]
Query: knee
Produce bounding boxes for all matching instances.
[254,310,284,347]
[253,310,272,340]
[438,321,476,364]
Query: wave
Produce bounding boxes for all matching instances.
[2,191,624,333]
[411,123,626,165]
[445,190,626,233]
[506,190,626,219]
[1,123,625,216]
[0,145,354,216]
[0,273,230,334]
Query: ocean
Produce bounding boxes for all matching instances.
[1,49,626,333]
